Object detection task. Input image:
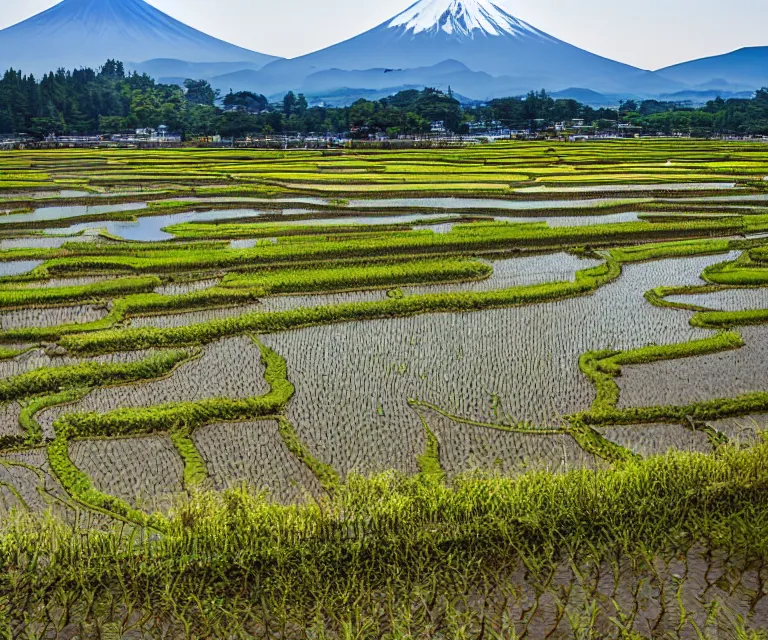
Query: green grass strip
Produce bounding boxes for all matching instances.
[60,259,621,355]
[276,416,340,494]
[170,426,208,490]
[0,276,160,308]
[580,333,744,414]
[0,350,192,403]
[692,308,768,328]
[220,258,493,294]
[45,338,296,527]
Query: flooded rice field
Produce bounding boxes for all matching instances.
[0,304,107,330]
[154,278,221,296]
[0,203,148,225]
[48,208,275,241]
[70,435,184,513]
[194,420,322,501]
[402,253,600,296]
[38,336,269,440]
[0,347,166,381]
[0,261,44,277]
[667,286,768,311]
[130,303,265,328]
[261,254,731,478]
[418,406,598,478]
[18,276,110,289]
[618,325,768,409]
[598,423,713,457]
[0,235,95,250]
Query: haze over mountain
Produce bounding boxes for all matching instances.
[0,0,764,106]
[0,0,279,77]
[657,47,768,93]
[214,0,684,101]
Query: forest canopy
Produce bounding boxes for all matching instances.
[0,59,766,138]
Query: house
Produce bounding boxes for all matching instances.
[430,121,446,134]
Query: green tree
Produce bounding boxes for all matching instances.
[183,79,218,106]
[283,91,297,117]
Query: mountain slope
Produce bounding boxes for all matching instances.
[0,0,279,77]
[656,47,768,92]
[245,0,683,99]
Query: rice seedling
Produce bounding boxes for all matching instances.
[69,434,185,513]
[37,336,270,441]
[617,326,768,410]
[193,420,323,502]
[0,142,766,632]
[597,422,714,457]
[0,303,108,330]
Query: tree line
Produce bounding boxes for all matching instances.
[0,60,766,138]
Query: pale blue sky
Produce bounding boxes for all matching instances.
[1,0,765,70]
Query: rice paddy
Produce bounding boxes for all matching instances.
[1,139,768,636]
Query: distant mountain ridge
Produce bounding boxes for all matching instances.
[656,47,768,92]
[233,0,683,100]
[0,0,765,106]
[0,0,279,77]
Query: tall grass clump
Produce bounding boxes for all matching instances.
[1,440,768,634]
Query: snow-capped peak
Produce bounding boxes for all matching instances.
[388,0,542,38]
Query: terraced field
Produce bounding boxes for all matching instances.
[1,140,768,636]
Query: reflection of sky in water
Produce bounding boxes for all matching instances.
[0,203,147,224]
[46,209,277,242]
[0,261,43,277]
[345,197,647,209]
[493,211,641,227]
[517,182,736,193]
[273,213,461,226]
[44,208,643,243]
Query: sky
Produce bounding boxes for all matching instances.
[0,0,765,70]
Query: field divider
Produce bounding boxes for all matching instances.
[58,258,622,355]
[41,337,305,526]
[275,416,340,495]
[412,409,445,483]
[410,399,637,464]
[579,333,745,415]
[576,390,768,429]
[0,276,161,309]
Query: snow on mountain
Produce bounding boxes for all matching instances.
[387,0,546,39]
[0,0,279,77]
[231,0,683,99]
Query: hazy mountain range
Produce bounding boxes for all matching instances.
[0,0,765,106]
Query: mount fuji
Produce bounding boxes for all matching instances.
[218,0,683,101]
[0,0,279,78]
